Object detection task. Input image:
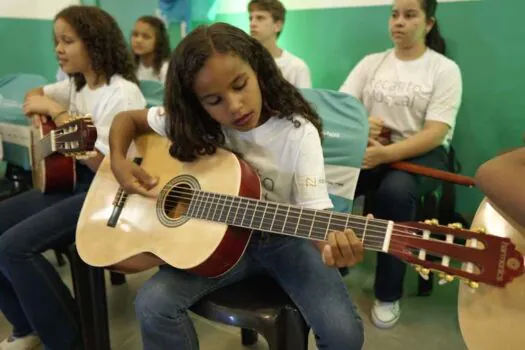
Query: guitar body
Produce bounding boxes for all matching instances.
[76,134,261,277]
[30,121,76,193]
[458,198,525,349]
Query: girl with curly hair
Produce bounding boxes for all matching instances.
[0,5,145,349]
[109,22,365,350]
[131,16,171,84]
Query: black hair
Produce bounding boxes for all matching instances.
[164,22,322,162]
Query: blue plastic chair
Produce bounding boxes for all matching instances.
[139,80,164,108]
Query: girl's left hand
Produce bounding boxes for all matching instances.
[362,138,390,169]
[23,96,61,117]
[322,229,364,268]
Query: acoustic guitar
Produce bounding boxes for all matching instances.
[390,160,525,348]
[458,198,525,350]
[76,134,524,290]
[30,115,97,193]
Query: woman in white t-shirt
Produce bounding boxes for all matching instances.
[131,16,171,84]
[0,6,145,350]
[340,0,462,329]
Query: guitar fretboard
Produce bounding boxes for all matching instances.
[185,190,392,251]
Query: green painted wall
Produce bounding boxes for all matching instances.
[1,0,523,218]
[0,18,56,81]
[217,0,525,217]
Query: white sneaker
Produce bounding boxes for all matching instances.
[371,300,401,329]
[0,334,42,350]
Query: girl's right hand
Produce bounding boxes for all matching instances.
[110,157,159,197]
[31,114,49,127]
[369,116,384,140]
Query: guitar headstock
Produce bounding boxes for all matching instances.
[390,219,525,289]
[53,114,97,158]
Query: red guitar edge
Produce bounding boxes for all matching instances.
[390,161,476,187]
[35,120,77,193]
[187,158,261,277]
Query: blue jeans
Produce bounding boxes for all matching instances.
[355,147,448,301]
[135,232,364,350]
[0,164,93,350]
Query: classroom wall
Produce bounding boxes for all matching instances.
[217,0,525,218]
[0,0,81,81]
[0,0,523,218]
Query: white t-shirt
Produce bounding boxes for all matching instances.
[43,75,146,155]
[339,48,462,148]
[136,61,169,84]
[275,50,312,89]
[147,107,333,210]
[56,68,68,82]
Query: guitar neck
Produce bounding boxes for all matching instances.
[185,190,392,252]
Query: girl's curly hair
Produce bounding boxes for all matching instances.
[165,22,322,162]
[55,6,138,91]
[132,16,171,78]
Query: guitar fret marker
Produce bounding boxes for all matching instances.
[308,211,317,238]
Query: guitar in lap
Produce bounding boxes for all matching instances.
[30,115,97,193]
[76,134,524,291]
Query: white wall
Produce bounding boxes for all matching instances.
[0,0,80,20]
[217,0,480,14]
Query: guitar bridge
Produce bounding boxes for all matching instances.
[106,157,143,227]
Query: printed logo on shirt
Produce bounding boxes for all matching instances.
[364,78,431,108]
[254,168,275,201]
[323,130,341,138]
[297,176,326,188]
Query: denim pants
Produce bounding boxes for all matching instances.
[355,146,448,302]
[135,231,365,350]
[0,163,94,350]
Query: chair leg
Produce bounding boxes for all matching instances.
[282,308,310,350]
[55,249,66,267]
[417,272,434,296]
[263,308,310,350]
[109,271,126,286]
[68,244,111,350]
[241,328,258,346]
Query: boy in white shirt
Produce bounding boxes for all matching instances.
[248,0,312,88]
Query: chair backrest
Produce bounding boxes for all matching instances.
[0,73,48,170]
[139,80,164,108]
[299,88,369,214]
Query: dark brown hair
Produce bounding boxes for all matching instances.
[55,5,138,91]
[132,16,171,78]
[164,22,322,162]
[419,0,446,55]
[248,0,286,38]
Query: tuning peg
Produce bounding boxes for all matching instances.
[424,218,439,225]
[75,151,97,160]
[465,280,479,289]
[415,266,430,275]
[472,227,486,234]
[438,272,455,285]
[414,265,430,280]
[448,222,463,229]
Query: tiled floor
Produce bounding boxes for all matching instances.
[0,250,467,350]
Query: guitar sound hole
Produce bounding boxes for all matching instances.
[157,175,199,228]
[164,184,192,220]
